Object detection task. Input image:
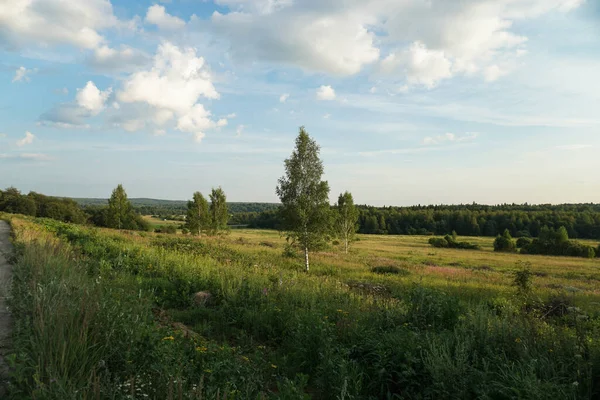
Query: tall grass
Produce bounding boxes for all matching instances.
[5,216,600,399]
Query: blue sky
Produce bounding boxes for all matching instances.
[1,0,599,206]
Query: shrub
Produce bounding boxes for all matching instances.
[516,237,532,248]
[513,262,533,294]
[494,229,516,252]
[428,235,479,250]
[371,265,410,275]
[521,227,596,258]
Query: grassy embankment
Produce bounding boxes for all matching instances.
[3,213,600,399]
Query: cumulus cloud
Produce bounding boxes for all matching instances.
[117,42,222,140]
[380,42,452,88]
[211,0,582,84]
[76,81,112,115]
[146,5,186,30]
[16,131,35,146]
[0,0,117,50]
[212,7,379,75]
[316,85,336,101]
[12,66,33,82]
[87,45,150,72]
[38,103,93,129]
[423,132,479,145]
[279,93,289,103]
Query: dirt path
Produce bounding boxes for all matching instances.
[0,220,13,397]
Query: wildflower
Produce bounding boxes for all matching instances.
[257,345,266,349]
[262,287,268,296]
[162,336,175,341]
[337,309,343,313]
[196,346,208,353]
[515,338,521,343]
[241,356,250,362]
[271,364,277,369]
[203,369,212,373]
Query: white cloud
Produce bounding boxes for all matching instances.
[154,129,166,136]
[316,85,336,101]
[145,5,186,30]
[76,81,112,115]
[483,64,509,82]
[236,124,245,137]
[226,113,237,118]
[117,42,222,141]
[16,131,35,146]
[38,103,92,129]
[212,7,379,75]
[323,113,331,119]
[369,87,377,94]
[153,109,174,125]
[88,45,150,72]
[0,0,117,50]
[118,42,219,113]
[12,66,33,82]
[423,132,478,145]
[217,118,228,127]
[211,0,583,83]
[381,42,452,88]
[279,93,289,103]
[121,119,145,132]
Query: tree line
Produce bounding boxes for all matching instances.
[245,204,600,240]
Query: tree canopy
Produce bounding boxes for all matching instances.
[276,126,331,272]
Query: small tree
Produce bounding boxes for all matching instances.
[494,229,516,252]
[335,191,358,253]
[186,191,210,236]
[107,184,133,229]
[276,126,331,272]
[209,187,228,235]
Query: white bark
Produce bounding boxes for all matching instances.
[304,246,310,272]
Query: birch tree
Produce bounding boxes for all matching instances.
[186,191,209,235]
[335,191,358,253]
[276,126,330,272]
[209,187,229,235]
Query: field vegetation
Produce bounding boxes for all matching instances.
[3,214,600,399]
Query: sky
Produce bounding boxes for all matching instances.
[0,0,599,206]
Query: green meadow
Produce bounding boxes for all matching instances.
[4,215,600,399]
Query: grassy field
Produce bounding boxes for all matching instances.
[142,215,183,230]
[4,214,600,399]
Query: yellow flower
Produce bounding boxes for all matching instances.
[241,356,250,362]
[196,346,208,353]
[162,336,175,341]
[257,345,266,350]
[337,309,343,313]
[515,338,521,343]
[203,369,212,373]
[270,364,277,369]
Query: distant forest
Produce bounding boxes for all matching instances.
[247,203,600,240]
[3,188,600,239]
[72,197,280,215]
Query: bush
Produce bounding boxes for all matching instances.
[516,237,532,248]
[520,227,596,258]
[513,262,533,294]
[494,229,516,252]
[371,265,410,275]
[428,235,479,250]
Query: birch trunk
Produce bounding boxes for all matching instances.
[304,246,310,272]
